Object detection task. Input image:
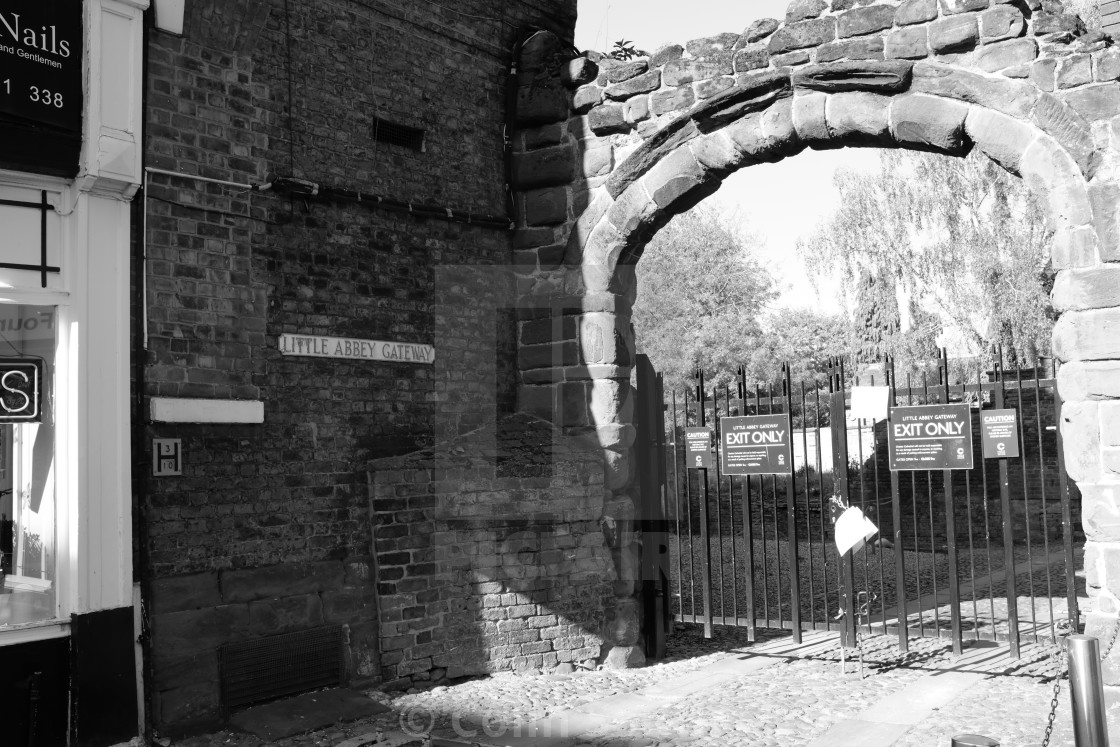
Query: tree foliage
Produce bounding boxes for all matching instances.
[750,307,852,385]
[633,207,776,392]
[797,149,1055,372]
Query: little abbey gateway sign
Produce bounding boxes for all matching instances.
[508,0,1120,679]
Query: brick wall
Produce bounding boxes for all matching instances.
[370,412,613,686]
[140,0,578,733]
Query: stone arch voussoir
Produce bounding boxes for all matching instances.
[510,1,1120,673]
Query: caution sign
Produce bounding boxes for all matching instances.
[719,415,791,475]
[980,408,1020,459]
[684,427,714,470]
[888,404,974,471]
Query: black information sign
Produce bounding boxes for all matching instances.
[720,415,791,475]
[684,427,714,470]
[888,404,974,471]
[0,358,42,422]
[0,1,83,177]
[980,408,1020,459]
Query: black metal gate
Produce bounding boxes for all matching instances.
[659,352,1082,657]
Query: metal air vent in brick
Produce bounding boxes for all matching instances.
[219,625,344,711]
[372,117,426,151]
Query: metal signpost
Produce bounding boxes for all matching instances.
[689,369,714,638]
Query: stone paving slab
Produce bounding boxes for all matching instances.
[228,689,390,741]
[805,720,912,746]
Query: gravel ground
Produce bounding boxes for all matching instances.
[386,626,1086,747]
[170,622,1111,747]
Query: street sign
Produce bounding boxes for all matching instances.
[980,408,1020,459]
[0,358,41,422]
[684,427,714,469]
[888,403,974,471]
[719,415,791,475]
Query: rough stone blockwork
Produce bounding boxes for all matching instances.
[508,0,1120,691]
[141,0,577,734]
[369,413,615,687]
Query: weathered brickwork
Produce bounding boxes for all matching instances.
[140,0,578,733]
[506,0,1120,695]
[369,413,613,687]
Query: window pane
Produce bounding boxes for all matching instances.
[0,304,56,626]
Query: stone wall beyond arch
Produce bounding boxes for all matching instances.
[510,1,1120,676]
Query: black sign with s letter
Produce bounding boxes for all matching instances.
[0,358,42,422]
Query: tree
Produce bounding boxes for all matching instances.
[748,306,852,385]
[633,206,776,393]
[797,149,1055,372]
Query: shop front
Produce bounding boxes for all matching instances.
[0,1,147,744]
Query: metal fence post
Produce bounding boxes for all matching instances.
[1067,634,1110,747]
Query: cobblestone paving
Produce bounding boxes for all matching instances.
[172,623,1115,747]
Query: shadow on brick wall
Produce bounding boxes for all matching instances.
[369,411,616,686]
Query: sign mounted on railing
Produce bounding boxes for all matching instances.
[0,1,84,176]
[720,415,791,475]
[0,358,42,422]
[980,408,1020,459]
[684,427,714,470]
[887,403,974,470]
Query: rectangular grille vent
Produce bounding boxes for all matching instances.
[372,117,426,151]
[219,625,344,711]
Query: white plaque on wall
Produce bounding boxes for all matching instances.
[278,334,435,364]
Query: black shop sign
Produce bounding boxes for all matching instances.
[888,404,974,471]
[720,415,791,475]
[0,358,41,422]
[0,1,83,177]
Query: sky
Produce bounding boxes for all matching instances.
[574,0,881,312]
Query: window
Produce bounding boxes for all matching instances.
[0,304,57,627]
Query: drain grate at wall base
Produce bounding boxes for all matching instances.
[219,625,345,711]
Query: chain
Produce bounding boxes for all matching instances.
[1038,614,1120,747]
[1098,612,1120,662]
[1041,642,1066,747]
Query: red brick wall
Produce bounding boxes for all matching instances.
[140,0,577,733]
[370,413,612,687]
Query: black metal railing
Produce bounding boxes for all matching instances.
[662,352,1080,657]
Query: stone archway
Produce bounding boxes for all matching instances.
[511,0,1120,676]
